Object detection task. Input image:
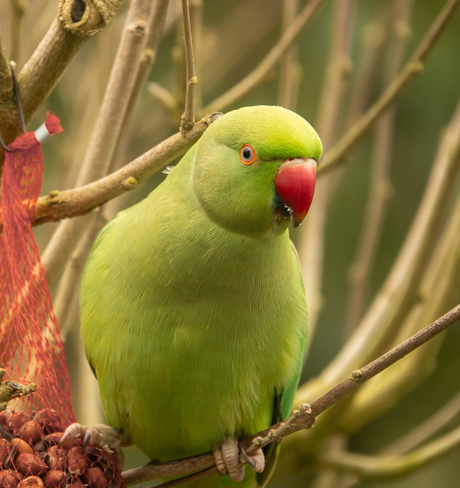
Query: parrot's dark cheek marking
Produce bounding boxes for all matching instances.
[272,188,291,220]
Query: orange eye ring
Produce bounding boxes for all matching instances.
[240,144,256,165]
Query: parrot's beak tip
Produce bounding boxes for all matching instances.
[275,158,317,228]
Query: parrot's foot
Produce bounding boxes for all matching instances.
[60,423,128,470]
[213,438,265,482]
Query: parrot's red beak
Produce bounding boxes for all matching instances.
[275,158,317,227]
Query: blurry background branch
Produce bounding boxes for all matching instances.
[0,1,459,487]
[180,0,197,132]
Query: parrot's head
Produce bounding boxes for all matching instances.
[193,105,322,238]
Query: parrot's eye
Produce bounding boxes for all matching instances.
[240,144,256,165]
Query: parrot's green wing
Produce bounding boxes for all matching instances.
[257,242,307,488]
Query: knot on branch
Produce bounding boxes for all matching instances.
[58,0,123,37]
[128,20,147,37]
[0,373,36,411]
[351,369,363,381]
[122,176,138,190]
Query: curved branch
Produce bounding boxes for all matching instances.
[30,113,221,226]
[122,304,460,486]
[0,0,123,151]
[180,0,197,132]
[319,425,460,480]
[318,0,460,176]
[200,0,326,114]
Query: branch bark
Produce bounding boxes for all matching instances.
[200,0,326,114]
[298,93,460,404]
[318,0,460,176]
[30,112,221,227]
[180,0,197,133]
[0,0,122,161]
[121,304,460,486]
[41,0,155,289]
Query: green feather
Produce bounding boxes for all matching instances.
[80,105,322,487]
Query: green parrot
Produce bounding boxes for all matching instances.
[73,105,322,486]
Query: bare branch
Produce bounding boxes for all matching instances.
[0,0,122,151]
[180,0,197,133]
[122,304,460,486]
[108,0,170,173]
[41,0,154,289]
[381,391,460,456]
[347,0,413,330]
[9,0,28,69]
[319,425,460,479]
[345,19,387,127]
[299,0,355,348]
[277,0,300,109]
[201,0,326,114]
[299,94,460,404]
[318,0,460,176]
[30,112,221,227]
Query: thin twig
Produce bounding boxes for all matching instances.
[9,0,28,69]
[54,208,107,340]
[319,424,460,479]
[318,0,460,176]
[122,304,460,486]
[200,0,326,114]
[299,0,355,348]
[381,391,460,456]
[277,0,300,109]
[180,0,197,133]
[347,0,414,331]
[41,0,153,289]
[298,92,460,404]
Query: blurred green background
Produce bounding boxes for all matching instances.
[1,0,460,486]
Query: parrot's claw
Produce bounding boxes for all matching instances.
[213,438,265,482]
[240,447,265,473]
[61,423,128,470]
[214,438,244,482]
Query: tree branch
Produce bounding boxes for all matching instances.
[319,424,460,480]
[0,0,122,156]
[54,208,107,340]
[121,304,460,486]
[180,0,197,133]
[337,185,460,433]
[277,0,300,110]
[110,0,170,173]
[9,0,28,69]
[200,0,326,114]
[318,0,460,176]
[41,0,155,289]
[299,0,355,352]
[30,112,221,227]
[347,0,413,330]
[298,94,460,404]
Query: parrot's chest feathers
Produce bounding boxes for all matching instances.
[142,231,303,391]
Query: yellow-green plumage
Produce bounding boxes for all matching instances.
[80,106,322,486]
